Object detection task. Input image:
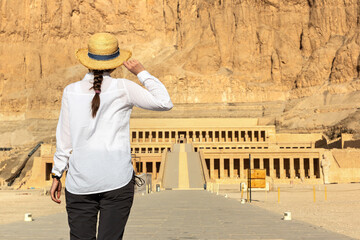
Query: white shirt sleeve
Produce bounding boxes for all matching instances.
[123,70,173,111]
[52,87,72,177]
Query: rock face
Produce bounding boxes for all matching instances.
[0,0,360,144]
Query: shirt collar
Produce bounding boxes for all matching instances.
[82,71,111,83]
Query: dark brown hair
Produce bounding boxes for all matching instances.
[89,70,104,118]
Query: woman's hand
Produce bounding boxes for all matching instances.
[123,59,145,76]
[50,178,62,204]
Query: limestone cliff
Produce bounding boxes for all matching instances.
[0,0,360,146]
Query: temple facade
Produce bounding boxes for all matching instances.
[23,118,360,190]
[129,118,324,187]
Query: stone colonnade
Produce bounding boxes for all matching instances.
[132,159,161,179]
[204,155,321,180]
[129,127,320,182]
[131,129,268,143]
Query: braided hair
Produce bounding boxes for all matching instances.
[89,70,104,118]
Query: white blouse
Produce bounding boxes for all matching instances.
[51,71,173,194]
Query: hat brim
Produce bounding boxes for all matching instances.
[76,48,132,70]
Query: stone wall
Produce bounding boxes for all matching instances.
[328,149,360,183]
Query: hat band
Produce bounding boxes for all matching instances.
[88,49,120,61]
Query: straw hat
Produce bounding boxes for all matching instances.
[76,33,132,70]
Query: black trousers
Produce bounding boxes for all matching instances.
[65,173,135,240]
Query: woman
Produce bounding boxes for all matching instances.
[49,32,173,240]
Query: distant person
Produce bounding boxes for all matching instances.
[49,32,173,240]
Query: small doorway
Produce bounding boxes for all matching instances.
[45,163,53,181]
[178,134,186,143]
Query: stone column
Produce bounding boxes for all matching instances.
[250,156,254,169]
[264,131,267,142]
[135,131,139,142]
[309,157,314,178]
[232,130,235,142]
[169,131,172,143]
[186,130,189,143]
[149,132,152,143]
[210,158,214,179]
[299,158,305,179]
[269,157,274,178]
[259,158,264,169]
[152,161,157,179]
[245,131,249,142]
[132,159,136,171]
[212,131,216,142]
[143,162,147,173]
[289,157,295,179]
[258,130,262,142]
[175,131,178,143]
[230,158,234,178]
[279,157,285,179]
[220,157,225,179]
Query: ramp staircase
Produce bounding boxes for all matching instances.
[162,143,205,190]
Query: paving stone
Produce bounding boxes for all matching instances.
[0,190,356,240]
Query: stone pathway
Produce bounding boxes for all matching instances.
[0,190,355,240]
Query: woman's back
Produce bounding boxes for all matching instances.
[55,71,173,194]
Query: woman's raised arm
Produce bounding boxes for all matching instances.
[122,60,173,111]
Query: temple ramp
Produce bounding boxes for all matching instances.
[162,151,180,189]
[186,151,205,189]
[162,143,204,190]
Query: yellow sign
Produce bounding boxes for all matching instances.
[250,169,266,179]
[250,179,266,188]
[248,169,266,188]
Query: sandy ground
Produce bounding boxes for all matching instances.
[0,189,66,225]
[218,183,360,240]
[1,184,360,240]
